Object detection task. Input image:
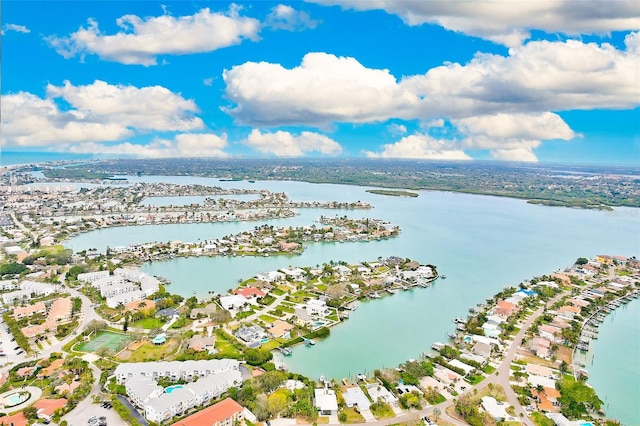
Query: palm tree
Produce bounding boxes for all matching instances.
[535,384,545,403]
[433,407,441,422]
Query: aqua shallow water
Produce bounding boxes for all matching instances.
[587,300,639,425]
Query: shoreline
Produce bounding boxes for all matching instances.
[4,158,638,210]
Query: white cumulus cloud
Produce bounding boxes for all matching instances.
[309,0,640,47]
[223,52,418,125]
[47,5,261,65]
[1,80,203,147]
[266,4,319,31]
[64,133,229,158]
[223,38,640,126]
[244,129,342,156]
[365,134,471,160]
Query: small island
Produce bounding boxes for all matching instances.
[366,189,419,198]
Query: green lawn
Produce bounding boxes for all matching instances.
[132,318,164,329]
[370,402,395,419]
[259,314,277,323]
[340,407,365,423]
[215,331,243,357]
[125,341,178,362]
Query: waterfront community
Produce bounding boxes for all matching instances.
[0,164,638,426]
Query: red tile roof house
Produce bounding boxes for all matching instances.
[34,398,67,421]
[0,413,28,426]
[493,300,519,318]
[171,398,244,426]
[234,287,266,299]
[531,387,562,413]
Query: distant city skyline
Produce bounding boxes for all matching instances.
[1,1,639,164]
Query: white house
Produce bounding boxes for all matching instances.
[220,294,248,310]
[306,299,330,317]
[315,387,338,415]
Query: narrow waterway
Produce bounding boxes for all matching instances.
[587,299,639,425]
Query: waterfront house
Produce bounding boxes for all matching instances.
[234,287,266,299]
[269,319,294,339]
[220,294,248,310]
[235,325,266,347]
[531,387,562,412]
[539,324,562,342]
[344,386,371,410]
[306,299,330,317]
[314,387,338,415]
[493,300,519,318]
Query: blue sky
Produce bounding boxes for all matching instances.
[1,1,639,164]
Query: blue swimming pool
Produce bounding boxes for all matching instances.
[3,391,29,407]
[165,385,183,394]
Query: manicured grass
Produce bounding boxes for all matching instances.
[132,318,164,329]
[370,402,395,419]
[261,340,281,351]
[482,365,496,374]
[278,305,295,313]
[465,374,485,385]
[259,314,277,323]
[124,340,178,362]
[271,288,285,296]
[341,407,365,423]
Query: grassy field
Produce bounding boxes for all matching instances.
[132,318,165,329]
[215,330,244,357]
[76,330,133,353]
[119,339,179,362]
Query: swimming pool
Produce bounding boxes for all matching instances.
[3,391,29,407]
[165,385,183,394]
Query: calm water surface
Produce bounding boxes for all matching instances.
[64,177,639,422]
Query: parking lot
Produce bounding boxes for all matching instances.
[62,400,122,426]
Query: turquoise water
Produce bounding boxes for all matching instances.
[165,385,183,393]
[61,176,640,422]
[587,300,639,425]
[4,392,28,406]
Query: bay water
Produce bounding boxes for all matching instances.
[64,177,639,423]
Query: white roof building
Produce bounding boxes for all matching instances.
[117,359,242,424]
[315,387,338,415]
[77,271,110,283]
[220,294,248,310]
